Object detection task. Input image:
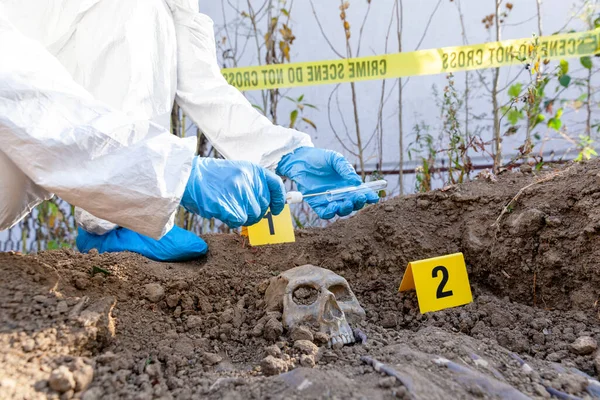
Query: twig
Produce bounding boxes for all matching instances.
[309,0,345,58]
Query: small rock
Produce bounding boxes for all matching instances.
[186,315,202,330]
[34,295,48,304]
[290,326,314,342]
[593,351,599,376]
[260,356,288,376]
[70,358,94,392]
[78,297,116,346]
[173,337,194,355]
[546,350,568,362]
[0,378,16,389]
[174,306,182,318]
[73,273,89,290]
[22,338,35,352]
[532,383,550,398]
[49,366,76,393]
[570,336,597,355]
[60,389,75,400]
[263,318,283,342]
[81,387,103,400]
[145,363,162,378]
[314,332,329,345]
[166,294,180,308]
[300,355,315,368]
[380,312,397,328]
[220,308,234,324]
[378,376,398,388]
[203,352,223,366]
[56,301,69,314]
[416,199,430,209]
[384,206,394,212]
[144,283,165,303]
[293,340,319,356]
[264,345,281,357]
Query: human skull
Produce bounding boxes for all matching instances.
[264,265,366,348]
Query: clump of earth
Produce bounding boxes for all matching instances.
[1,160,600,399]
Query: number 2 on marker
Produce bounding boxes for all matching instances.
[265,212,275,235]
[432,266,453,299]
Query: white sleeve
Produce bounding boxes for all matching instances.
[168,0,314,171]
[0,13,197,240]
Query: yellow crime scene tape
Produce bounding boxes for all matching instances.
[222,30,600,92]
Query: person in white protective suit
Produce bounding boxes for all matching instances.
[0,0,380,262]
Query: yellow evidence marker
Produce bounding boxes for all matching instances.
[398,252,472,314]
[246,205,296,246]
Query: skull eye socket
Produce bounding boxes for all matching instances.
[292,285,319,305]
[329,284,352,302]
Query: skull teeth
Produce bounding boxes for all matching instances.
[327,333,356,348]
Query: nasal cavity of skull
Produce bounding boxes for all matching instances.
[329,284,352,302]
[323,295,343,321]
[292,285,319,305]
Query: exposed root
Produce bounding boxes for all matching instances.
[491,168,570,229]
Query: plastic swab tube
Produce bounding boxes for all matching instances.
[285,179,388,204]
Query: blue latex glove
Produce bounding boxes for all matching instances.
[276,147,380,219]
[182,156,286,228]
[76,225,208,262]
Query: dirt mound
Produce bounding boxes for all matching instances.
[1,160,600,399]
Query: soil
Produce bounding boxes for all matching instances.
[1,160,600,399]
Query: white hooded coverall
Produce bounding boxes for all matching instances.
[0,0,313,240]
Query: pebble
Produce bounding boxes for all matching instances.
[203,352,223,366]
[300,355,316,368]
[22,338,35,352]
[81,387,103,400]
[263,318,283,342]
[56,301,69,314]
[384,206,394,212]
[144,283,165,303]
[264,345,282,357]
[314,332,329,345]
[71,358,94,392]
[290,326,314,342]
[186,315,202,330]
[570,336,597,355]
[293,340,319,356]
[260,356,288,376]
[378,376,398,388]
[49,366,75,393]
[145,363,162,378]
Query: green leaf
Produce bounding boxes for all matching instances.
[508,83,523,98]
[48,202,59,216]
[532,113,545,129]
[581,56,593,70]
[304,103,318,109]
[281,8,289,17]
[302,117,317,129]
[595,16,600,28]
[297,94,305,102]
[507,108,524,125]
[289,109,298,128]
[559,74,571,88]
[47,240,59,250]
[548,117,562,131]
[559,59,569,75]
